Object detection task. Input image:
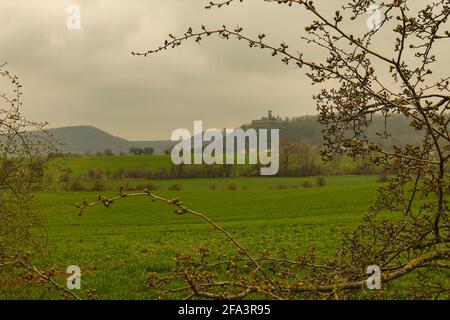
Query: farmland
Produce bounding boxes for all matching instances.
[2,170,382,299]
[2,155,447,299]
[65,155,172,175]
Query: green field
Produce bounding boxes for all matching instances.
[4,154,446,300]
[59,154,361,178]
[64,155,172,175]
[3,174,386,299]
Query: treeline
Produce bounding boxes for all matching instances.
[55,142,384,186]
[69,146,159,157]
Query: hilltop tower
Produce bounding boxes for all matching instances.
[251,110,283,126]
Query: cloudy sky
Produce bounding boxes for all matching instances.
[1,0,448,140]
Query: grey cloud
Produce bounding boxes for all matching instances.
[1,0,447,139]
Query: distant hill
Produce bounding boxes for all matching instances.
[41,125,174,154]
[242,114,425,150]
[37,114,426,155]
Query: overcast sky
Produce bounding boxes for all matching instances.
[1,0,448,140]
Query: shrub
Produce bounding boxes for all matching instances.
[88,168,105,180]
[227,182,239,191]
[302,181,313,188]
[126,168,146,179]
[105,170,112,179]
[58,168,73,182]
[316,176,326,187]
[65,178,86,192]
[113,168,126,179]
[168,184,182,191]
[91,180,107,192]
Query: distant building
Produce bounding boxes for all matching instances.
[251,110,283,126]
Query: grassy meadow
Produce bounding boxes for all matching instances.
[3,155,446,299]
[65,155,172,174]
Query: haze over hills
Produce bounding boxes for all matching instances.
[44,125,175,154]
[242,112,425,150]
[42,114,425,155]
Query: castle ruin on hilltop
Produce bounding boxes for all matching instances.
[251,110,283,126]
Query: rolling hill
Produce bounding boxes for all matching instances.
[242,114,425,150]
[39,114,426,155]
[42,125,174,154]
